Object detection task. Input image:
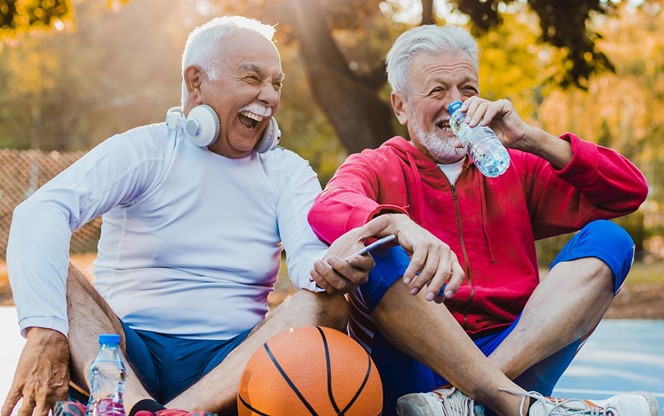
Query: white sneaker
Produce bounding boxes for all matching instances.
[508,390,660,416]
[396,387,486,416]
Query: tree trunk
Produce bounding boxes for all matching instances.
[422,0,435,25]
[276,0,396,154]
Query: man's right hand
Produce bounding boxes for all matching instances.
[384,213,465,302]
[2,327,70,416]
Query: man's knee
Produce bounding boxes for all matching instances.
[552,219,635,293]
[286,290,351,331]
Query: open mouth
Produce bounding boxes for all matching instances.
[238,103,272,130]
[435,120,452,132]
[239,112,261,129]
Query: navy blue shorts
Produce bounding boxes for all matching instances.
[70,325,252,404]
[359,219,635,415]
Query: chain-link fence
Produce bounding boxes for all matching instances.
[0,149,101,260]
[1,148,661,263]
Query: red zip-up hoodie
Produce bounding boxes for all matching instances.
[308,134,647,336]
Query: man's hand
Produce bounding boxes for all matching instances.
[2,328,70,416]
[385,213,464,303]
[457,96,530,149]
[458,96,573,169]
[310,215,391,295]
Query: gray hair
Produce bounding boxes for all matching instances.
[386,25,478,99]
[181,16,276,108]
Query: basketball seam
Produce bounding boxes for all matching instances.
[339,351,373,415]
[264,342,319,415]
[237,394,272,416]
[315,326,342,414]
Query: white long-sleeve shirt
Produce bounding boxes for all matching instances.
[8,123,326,340]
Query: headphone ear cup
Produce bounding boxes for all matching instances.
[254,118,282,153]
[184,105,220,147]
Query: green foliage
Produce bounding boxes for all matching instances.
[453,0,618,89]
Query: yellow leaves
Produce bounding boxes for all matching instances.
[104,0,130,11]
[0,0,74,41]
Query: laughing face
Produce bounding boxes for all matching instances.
[391,49,479,164]
[184,31,284,158]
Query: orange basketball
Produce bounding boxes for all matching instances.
[237,325,383,416]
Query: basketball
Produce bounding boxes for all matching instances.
[237,325,383,416]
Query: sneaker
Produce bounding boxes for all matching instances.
[135,410,217,416]
[396,386,486,416]
[55,399,125,416]
[506,390,660,416]
[54,401,86,416]
[156,410,217,416]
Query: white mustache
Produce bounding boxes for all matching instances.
[239,103,272,121]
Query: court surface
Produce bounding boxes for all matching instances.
[1,307,662,413]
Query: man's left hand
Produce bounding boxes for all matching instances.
[310,216,391,295]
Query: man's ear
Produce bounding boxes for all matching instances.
[184,66,204,105]
[391,91,409,126]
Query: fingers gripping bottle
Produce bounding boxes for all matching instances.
[86,334,127,416]
[448,100,510,177]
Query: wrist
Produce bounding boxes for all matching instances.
[26,326,67,343]
[380,213,410,236]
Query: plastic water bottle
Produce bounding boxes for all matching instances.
[86,334,127,416]
[448,100,510,177]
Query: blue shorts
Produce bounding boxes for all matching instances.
[360,219,635,415]
[70,324,252,404]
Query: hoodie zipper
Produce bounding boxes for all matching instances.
[451,167,474,329]
[451,184,471,287]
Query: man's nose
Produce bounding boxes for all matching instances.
[258,83,280,107]
[445,89,464,112]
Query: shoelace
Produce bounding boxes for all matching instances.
[500,389,616,416]
[430,388,486,416]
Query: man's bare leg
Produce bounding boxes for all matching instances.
[66,263,153,410]
[165,290,350,414]
[488,257,614,380]
[372,282,529,415]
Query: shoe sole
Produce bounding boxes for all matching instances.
[630,391,660,416]
[396,393,443,416]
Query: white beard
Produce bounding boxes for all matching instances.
[410,115,466,164]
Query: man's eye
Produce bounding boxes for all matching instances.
[429,87,443,95]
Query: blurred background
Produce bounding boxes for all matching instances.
[0,0,662,312]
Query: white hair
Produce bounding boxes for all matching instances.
[386,25,478,100]
[180,16,276,108]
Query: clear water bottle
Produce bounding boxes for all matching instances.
[86,334,127,416]
[448,100,510,178]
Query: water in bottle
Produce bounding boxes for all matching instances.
[448,100,510,177]
[87,334,127,416]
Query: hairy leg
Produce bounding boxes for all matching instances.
[372,282,528,415]
[165,290,350,414]
[488,257,614,380]
[65,262,153,409]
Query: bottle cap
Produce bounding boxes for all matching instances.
[449,100,463,114]
[99,333,121,345]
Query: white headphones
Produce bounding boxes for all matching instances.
[165,105,281,153]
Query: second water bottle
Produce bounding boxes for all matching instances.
[87,334,127,416]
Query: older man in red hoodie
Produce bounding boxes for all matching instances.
[307,24,656,416]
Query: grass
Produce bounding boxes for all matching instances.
[623,261,664,285]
